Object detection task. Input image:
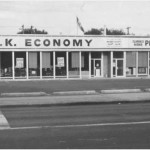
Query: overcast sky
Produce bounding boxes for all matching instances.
[0,0,150,35]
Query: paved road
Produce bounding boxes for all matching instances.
[0,103,150,148]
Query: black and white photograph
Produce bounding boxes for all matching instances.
[0,0,150,149]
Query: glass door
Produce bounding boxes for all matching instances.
[113,59,123,77]
[94,59,101,77]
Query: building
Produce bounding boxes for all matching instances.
[0,35,150,80]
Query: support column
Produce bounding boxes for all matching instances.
[66,51,69,79]
[101,52,104,77]
[26,51,29,79]
[110,51,113,78]
[89,52,91,79]
[124,51,126,77]
[53,51,56,79]
[136,51,138,77]
[40,51,42,79]
[0,53,1,76]
[79,51,81,79]
[12,51,15,80]
[148,51,149,77]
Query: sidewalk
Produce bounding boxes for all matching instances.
[0,78,150,107]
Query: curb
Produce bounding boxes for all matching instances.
[0,88,149,98]
[53,90,97,95]
[100,89,142,94]
[144,88,150,92]
[1,92,47,97]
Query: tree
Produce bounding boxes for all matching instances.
[106,28,126,35]
[17,25,48,34]
[84,28,104,35]
[84,28,126,35]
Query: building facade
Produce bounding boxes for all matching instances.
[0,35,150,80]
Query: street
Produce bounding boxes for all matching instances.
[0,102,150,148]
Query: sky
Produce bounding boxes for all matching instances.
[0,0,150,35]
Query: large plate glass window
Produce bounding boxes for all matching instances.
[42,52,53,78]
[15,52,26,79]
[126,52,136,77]
[81,52,89,78]
[138,51,148,75]
[0,52,12,79]
[55,52,66,78]
[28,52,40,79]
[69,52,80,78]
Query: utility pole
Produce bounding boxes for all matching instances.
[126,27,131,35]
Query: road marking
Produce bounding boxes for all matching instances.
[0,111,10,129]
[0,120,150,130]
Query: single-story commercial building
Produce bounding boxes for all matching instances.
[0,35,150,80]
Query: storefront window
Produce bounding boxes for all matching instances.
[126,52,136,76]
[15,52,26,78]
[81,52,89,78]
[69,52,80,78]
[55,52,66,77]
[0,52,12,78]
[29,52,40,78]
[42,52,53,78]
[138,51,148,75]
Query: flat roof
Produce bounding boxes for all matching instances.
[0,34,150,38]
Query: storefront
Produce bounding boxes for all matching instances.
[0,35,150,80]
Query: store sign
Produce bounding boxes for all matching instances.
[16,58,24,68]
[0,36,150,50]
[0,37,93,49]
[106,38,122,48]
[57,57,64,67]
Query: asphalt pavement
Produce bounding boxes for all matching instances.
[0,103,150,148]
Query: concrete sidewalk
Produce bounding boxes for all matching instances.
[0,79,150,107]
[0,92,150,107]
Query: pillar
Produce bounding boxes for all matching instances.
[89,52,91,78]
[110,51,113,78]
[101,52,104,77]
[66,51,69,79]
[26,51,29,79]
[79,51,81,78]
[136,51,138,77]
[40,51,42,79]
[12,51,15,80]
[53,51,55,79]
[124,51,126,77]
[148,51,149,77]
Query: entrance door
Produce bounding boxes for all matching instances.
[94,59,101,77]
[113,59,123,77]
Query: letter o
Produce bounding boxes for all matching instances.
[34,39,41,47]
[43,39,50,47]
[63,39,70,46]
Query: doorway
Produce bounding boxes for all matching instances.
[91,59,101,77]
[113,59,123,77]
